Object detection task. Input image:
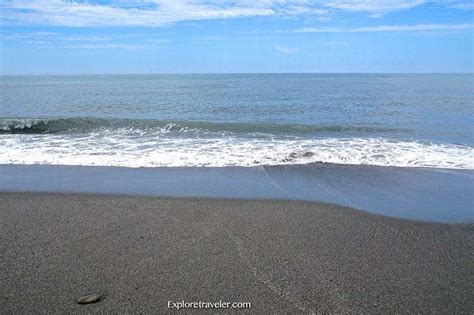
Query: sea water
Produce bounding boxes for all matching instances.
[1,74,473,169]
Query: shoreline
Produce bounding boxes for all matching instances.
[1,192,473,313]
[1,190,473,225]
[2,161,470,170]
[1,163,472,223]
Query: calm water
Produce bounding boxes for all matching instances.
[1,74,473,168]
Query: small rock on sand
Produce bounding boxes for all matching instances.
[77,294,101,305]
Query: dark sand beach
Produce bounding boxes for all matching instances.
[1,192,473,313]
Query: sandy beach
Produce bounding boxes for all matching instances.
[1,192,472,313]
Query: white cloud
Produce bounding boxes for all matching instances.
[64,43,154,50]
[368,13,383,18]
[324,0,425,13]
[62,36,112,42]
[449,3,474,10]
[0,30,170,50]
[0,31,58,40]
[274,45,300,54]
[1,1,472,28]
[319,40,347,46]
[0,0,275,27]
[0,0,327,27]
[192,36,228,42]
[296,23,474,33]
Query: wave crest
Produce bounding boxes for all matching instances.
[0,117,406,135]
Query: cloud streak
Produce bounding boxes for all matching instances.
[448,3,474,10]
[64,43,154,50]
[0,0,309,27]
[274,45,300,54]
[3,0,472,28]
[296,23,474,33]
[325,0,425,13]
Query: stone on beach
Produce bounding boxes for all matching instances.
[77,294,101,305]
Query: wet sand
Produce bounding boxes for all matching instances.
[1,192,473,313]
[1,164,473,223]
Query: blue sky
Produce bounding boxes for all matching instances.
[0,0,473,74]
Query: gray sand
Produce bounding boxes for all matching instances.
[0,192,473,313]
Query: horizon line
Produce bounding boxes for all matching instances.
[2,72,474,76]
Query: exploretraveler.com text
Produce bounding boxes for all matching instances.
[168,300,252,310]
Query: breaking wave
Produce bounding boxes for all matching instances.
[0,122,472,169]
[0,117,407,135]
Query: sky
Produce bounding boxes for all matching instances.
[0,0,473,74]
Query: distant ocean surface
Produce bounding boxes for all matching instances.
[1,74,473,169]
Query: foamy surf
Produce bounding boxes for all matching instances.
[0,127,472,168]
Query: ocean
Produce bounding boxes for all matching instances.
[1,73,473,222]
[1,73,473,169]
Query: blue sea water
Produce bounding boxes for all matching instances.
[0,74,473,168]
[1,73,473,222]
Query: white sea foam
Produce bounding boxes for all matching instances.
[0,130,472,169]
